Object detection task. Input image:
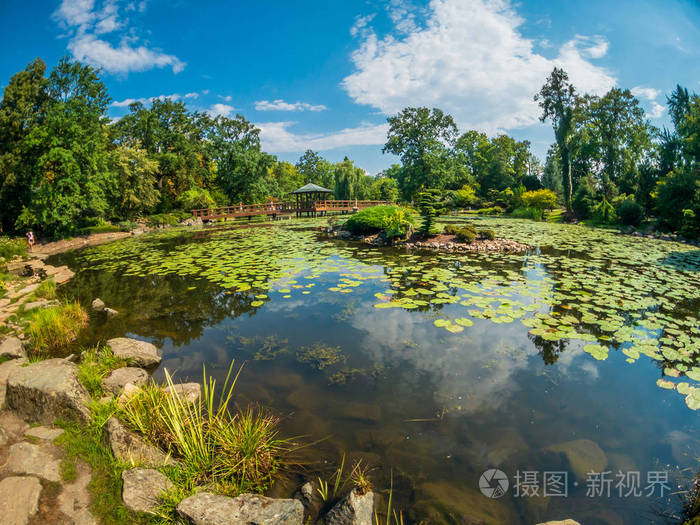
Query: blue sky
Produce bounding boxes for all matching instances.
[1,0,699,174]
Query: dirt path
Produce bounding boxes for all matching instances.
[34,231,134,256]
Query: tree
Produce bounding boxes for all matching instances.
[541,145,563,198]
[383,107,458,199]
[295,150,334,189]
[535,68,578,210]
[109,145,160,219]
[415,189,445,235]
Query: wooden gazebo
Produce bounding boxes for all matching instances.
[291,183,334,217]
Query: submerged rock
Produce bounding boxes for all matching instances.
[176,492,304,525]
[6,358,90,424]
[536,520,581,525]
[0,336,25,359]
[107,337,161,368]
[102,367,149,395]
[544,439,607,481]
[0,476,42,525]
[122,468,174,514]
[106,417,174,467]
[324,488,374,525]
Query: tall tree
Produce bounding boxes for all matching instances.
[295,150,334,189]
[535,68,578,210]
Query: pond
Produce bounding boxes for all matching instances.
[50,218,700,524]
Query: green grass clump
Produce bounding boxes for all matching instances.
[512,206,543,221]
[77,346,127,398]
[27,301,88,355]
[344,206,414,237]
[478,229,495,240]
[32,278,57,300]
[120,362,291,497]
[79,224,122,235]
[0,236,26,263]
[476,206,504,216]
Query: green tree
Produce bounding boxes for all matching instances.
[415,188,445,235]
[295,150,334,189]
[521,189,557,213]
[109,145,160,219]
[535,68,578,210]
[383,107,458,199]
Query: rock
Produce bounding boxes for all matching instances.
[106,417,174,467]
[544,439,607,481]
[324,488,374,525]
[102,367,149,395]
[536,520,581,525]
[0,336,25,359]
[25,426,64,441]
[176,492,304,525]
[122,468,174,514]
[117,382,142,408]
[58,460,96,525]
[0,411,29,440]
[163,382,201,404]
[6,358,90,424]
[22,299,59,312]
[341,402,382,423]
[105,307,119,317]
[53,267,75,284]
[107,338,161,368]
[0,476,42,525]
[91,298,105,311]
[294,481,322,522]
[5,442,60,481]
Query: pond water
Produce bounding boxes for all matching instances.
[51,218,700,524]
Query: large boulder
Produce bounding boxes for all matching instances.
[102,367,149,395]
[176,492,304,525]
[0,336,25,359]
[324,488,374,525]
[163,382,201,404]
[0,476,42,525]
[0,358,27,409]
[107,338,161,368]
[5,442,60,482]
[122,468,174,514]
[106,417,174,467]
[6,358,90,424]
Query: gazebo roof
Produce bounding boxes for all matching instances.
[291,182,333,194]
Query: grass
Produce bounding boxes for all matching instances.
[77,345,127,398]
[26,301,88,356]
[31,278,57,300]
[119,361,293,498]
[0,236,26,263]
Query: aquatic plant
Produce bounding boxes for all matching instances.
[297,343,346,370]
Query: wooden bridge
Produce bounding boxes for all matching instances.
[191,200,390,221]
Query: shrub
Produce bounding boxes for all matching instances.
[178,188,216,210]
[572,176,597,219]
[476,206,504,216]
[79,224,121,235]
[27,301,88,355]
[512,207,543,221]
[521,189,557,212]
[592,198,617,225]
[416,189,445,235]
[146,213,180,227]
[0,236,26,263]
[614,196,644,226]
[344,206,414,236]
[117,220,138,232]
[445,223,477,243]
[478,229,495,240]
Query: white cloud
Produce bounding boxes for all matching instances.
[257,121,388,152]
[254,99,327,112]
[207,103,235,117]
[649,101,665,118]
[53,0,184,74]
[183,92,199,99]
[218,95,233,102]
[631,86,661,101]
[111,91,201,107]
[342,0,616,133]
[350,14,376,37]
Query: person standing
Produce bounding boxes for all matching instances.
[26,230,34,252]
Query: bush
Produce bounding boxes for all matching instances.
[445,223,477,243]
[344,205,414,236]
[512,207,543,221]
[0,236,26,263]
[476,206,504,216]
[78,224,122,235]
[27,301,88,355]
[178,188,217,210]
[146,213,181,227]
[614,196,644,226]
[117,220,138,232]
[478,229,495,240]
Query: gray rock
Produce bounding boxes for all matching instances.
[122,468,174,514]
[58,460,96,525]
[22,299,59,312]
[0,411,29,440]
[0,358,27,409]
[25,426,64,441]
[116,382,142,408]
[6,358,90,424]
[91,298,105,311]
[102,367,148,395]
[0,476,42,525]
[536,521,581,525]
[5,442,60,481]
[294,481,322,522]
[106,417,174,467]
[105,307,119,317]
[324,488,374,525]
[176,492,304,525]
[107,338,161,368]
[163,382,201,404]
[0,336,25,359]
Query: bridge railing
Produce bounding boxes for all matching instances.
[192,200,392,219]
